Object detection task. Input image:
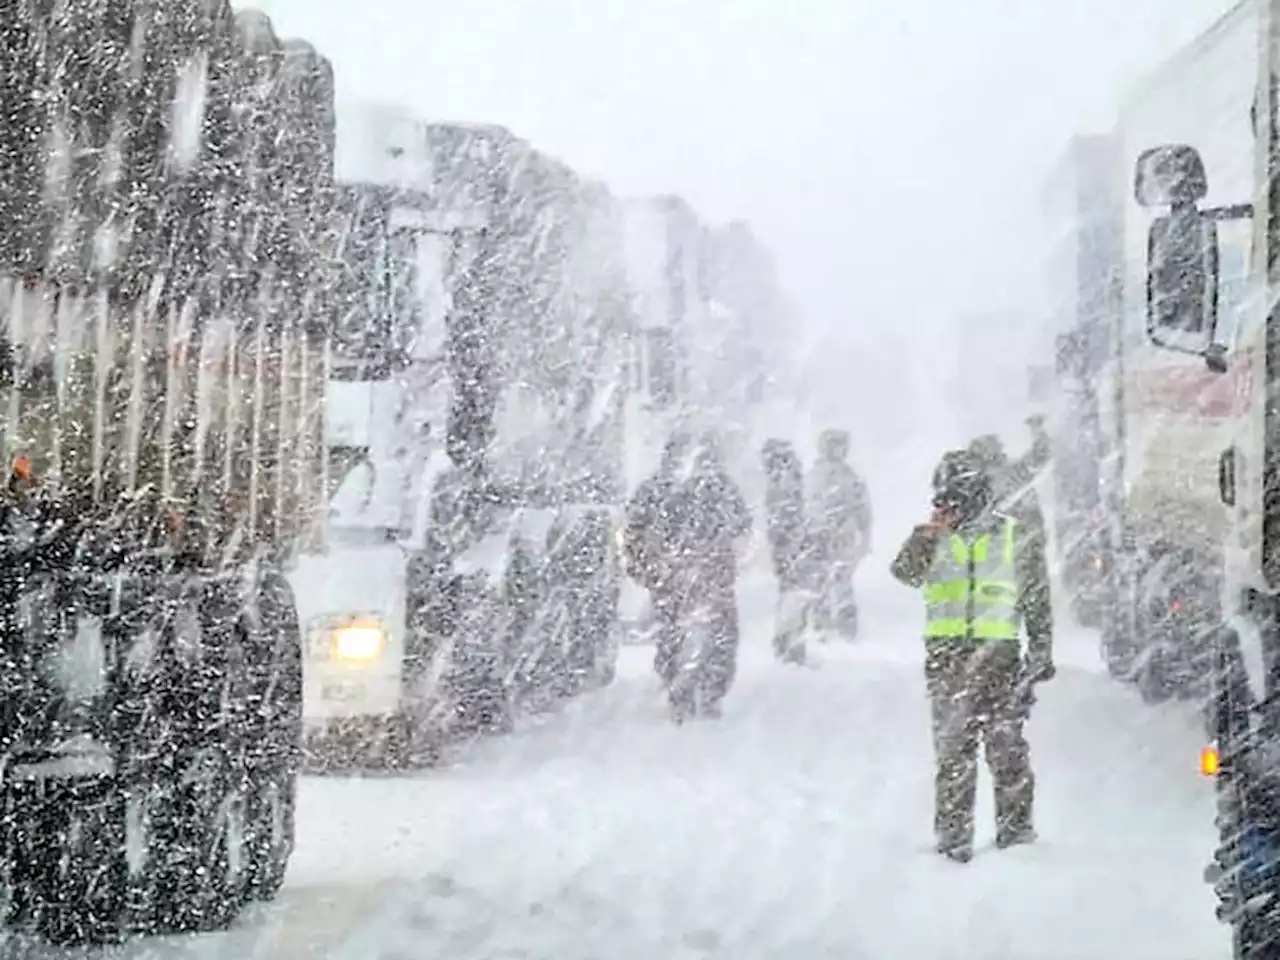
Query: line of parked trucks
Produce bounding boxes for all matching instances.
[0,0,790,947]
[1037,0,1280,954]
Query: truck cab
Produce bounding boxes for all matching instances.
[290,101,483,768]
[1126,0,1280,951]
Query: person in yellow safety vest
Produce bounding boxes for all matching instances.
[891,447,1055,863]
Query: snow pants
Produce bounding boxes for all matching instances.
[773,587,815,662]
[657,581,740,704]
[926,639,1034,854]
[651,584,681,683]
[812,559,858,638]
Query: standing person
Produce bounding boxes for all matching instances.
[967,423,1051,520]
[761,438,814,663]
[666,435,752,719]
[623,432,690,684]
[890,448,1055,863]
[806,428,872,640]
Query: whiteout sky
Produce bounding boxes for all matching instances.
[261,0,1236,454]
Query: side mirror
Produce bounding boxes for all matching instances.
[1145,205,1220,353]
[1134,144,1208,207]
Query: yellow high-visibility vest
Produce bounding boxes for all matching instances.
[923,521,1020,641]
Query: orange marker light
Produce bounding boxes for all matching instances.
[1200,745,1221,777]
[11,455,32,480]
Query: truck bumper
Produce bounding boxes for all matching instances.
[301,712,442,772]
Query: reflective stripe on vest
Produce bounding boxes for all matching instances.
[922,521,1020,641]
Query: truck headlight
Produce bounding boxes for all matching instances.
[331,622,386,662]
[308,614,389,662]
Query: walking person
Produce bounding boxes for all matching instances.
[623,432,690,684]
[806,428,872,639]
[761,438,815,664]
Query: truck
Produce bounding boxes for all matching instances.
[1040,7,1256,706]
[1036,135,1120,631]
[290,101,485,769]
[0,1,333,943]
[1068,0,1280,952]
[293,110,635,766]
[429,123,633,717]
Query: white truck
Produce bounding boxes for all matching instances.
[289,101,482,768]
[1078,0,1280,951]
[1042,5,1256,705]
[294,108,635,766]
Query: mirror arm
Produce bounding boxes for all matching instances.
[1203,202,1254,222]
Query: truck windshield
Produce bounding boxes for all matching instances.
[330,188,418,377]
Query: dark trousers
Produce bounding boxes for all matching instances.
[656,580,740,703]
[926,639,1034,853]
[651,585,681,683]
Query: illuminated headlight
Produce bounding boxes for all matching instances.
[613,526,626,554]
[309,615,388,663]
[332,624,386,662]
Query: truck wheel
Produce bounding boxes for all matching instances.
[242,772,294,903]
[160,586,255,933]
[117,777,186,936]
[241,567,303,904]
[164,754,251,932]
[2,768,202,943]
[5,777,127,944]
[1101,619,1136,681]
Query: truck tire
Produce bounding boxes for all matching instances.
[1101,604,1137,682]
[240,567,303,904]
[4,776,135,944]
[156,586,253,933]
[1137,647,1175,705]
[2,582,252,942]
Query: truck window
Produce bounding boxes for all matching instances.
[332,196,392,372]
[1214,237,1249,345]
[331,192,419,377]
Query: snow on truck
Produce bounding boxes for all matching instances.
[1049,0,1280,951]
[0,1,333,943]
[292,105,637,766]
[1041,10,1257,705]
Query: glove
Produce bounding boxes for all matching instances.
[1024,657,1056,684]
[1013,658,1053,719]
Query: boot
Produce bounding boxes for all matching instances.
[995,826,1037,849]
[936,838,973,863]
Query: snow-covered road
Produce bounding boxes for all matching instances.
[41,574,1228,959]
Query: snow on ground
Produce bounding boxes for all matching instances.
[53,568,1225,960]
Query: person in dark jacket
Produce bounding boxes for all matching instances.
[762,438,814,663]
[623,432,690,683]
[666,435,752,716]
[891,447,1055,863]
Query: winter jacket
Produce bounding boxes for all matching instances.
[890,508,1053,672]
[806,457,872,564]
[764,453,812,589]
[623,472,681,590]
[669,468,752,591]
